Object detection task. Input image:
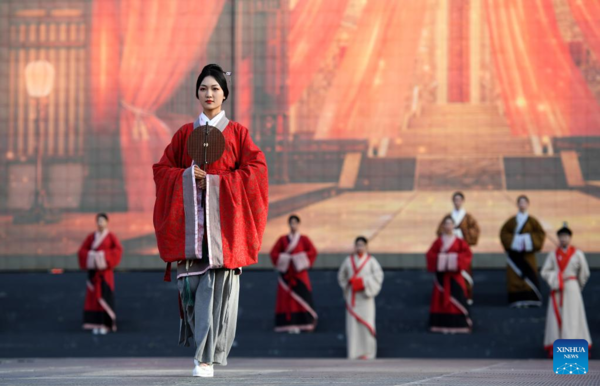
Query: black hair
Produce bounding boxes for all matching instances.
[96,213,109,222]
[517,195,530,204]
[453,191,465,200]
[355,236,368,245]
[196,64,229,100]
[288,214,300,224]
[442,215,455,224]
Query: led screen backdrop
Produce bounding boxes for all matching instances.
[1,0,600,268]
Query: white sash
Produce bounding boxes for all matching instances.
[285,232,301,254]
[515,212,529,234]
[91,230,109,251]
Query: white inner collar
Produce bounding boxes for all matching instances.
[199,110,225,127]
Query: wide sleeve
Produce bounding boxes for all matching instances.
[577,251,590,289]
[103,233,123,270]
[208,126,269,268]
[77,234,95,270]
[540,251,558,290]
[292,236,318,272]
[467,214,480,245]
[499,218,514,251]
[363,258,384,298]
[457,239,473,271]
[426,239,442,272]
[270,236,285,266]
[153,127,190,261]
[337,258,350,291]
[270,236,291,273]
[529,218,546,252]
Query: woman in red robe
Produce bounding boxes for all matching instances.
[426,215,473,333]
[270,214,318,333]
[153,64,268,378]
[77,213,122,334]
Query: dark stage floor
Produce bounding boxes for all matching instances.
[0,270,598,359]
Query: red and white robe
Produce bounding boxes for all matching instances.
[436,209,480,303]
[270,232,318,332]
[541,246,592,357]
[77,230,123,331]
[337,254,384,359]
[426,235,473,333]
[153,115,269,279]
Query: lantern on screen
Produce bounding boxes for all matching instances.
[25,60,55,98]
[11,59,60,225]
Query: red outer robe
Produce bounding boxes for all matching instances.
[426,236,473,333]
[77,231,123,331]
[153,120,268,279]
[270,234,318,331]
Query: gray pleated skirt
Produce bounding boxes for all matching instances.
[177,269,240,365]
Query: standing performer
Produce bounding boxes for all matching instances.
[270,214,318,333]
[436,191,480,304]
[542,224,592,357]
[77,213,123,335]
[427,216,473,333]
[500,195,546,308]
[153,64,268,378]
[337,237,384,359]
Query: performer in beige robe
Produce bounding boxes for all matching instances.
[436,191,480,304]
[541,224,592,357]
[337,236,384,360]
[500,195,546,307]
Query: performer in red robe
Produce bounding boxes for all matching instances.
[153,64,268,378]
[77,213,122,334]
[270,214,318,333]
[426,215,473,334]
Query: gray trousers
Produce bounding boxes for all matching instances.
[177,269,240,365]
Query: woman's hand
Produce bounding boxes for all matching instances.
[194,165,207,190]
[194,165,207,179]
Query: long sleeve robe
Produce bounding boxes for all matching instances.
[436,211,480,302]
[270,233,318,332]
[154,114,267,367]
[541,246,592,357]
[500,215,546,307]
[77,230,123,331]
[337,254,384,359]
[426,235,473,333]
[153,117,269,279]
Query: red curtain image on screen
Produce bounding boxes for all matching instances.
[1,0,600,266]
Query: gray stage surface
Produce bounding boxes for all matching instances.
[0,358,598,385]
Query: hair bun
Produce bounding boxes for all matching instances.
[196,64,230,100]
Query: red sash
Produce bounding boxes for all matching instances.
[350,254,370,307]
[551,246,577,329]
[346,254,376,337]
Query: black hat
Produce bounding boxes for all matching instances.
[556,222,572,236]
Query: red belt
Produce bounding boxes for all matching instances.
[551,275,577,329]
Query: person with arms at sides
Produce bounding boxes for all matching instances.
[337,236,383,359]
[77,213,123,335]
[153,64,269,378]
[436,191,480,305]
[270,214,318,333]
[500,195,546,308]
[427,216,473,333]
[542,223,592,358]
